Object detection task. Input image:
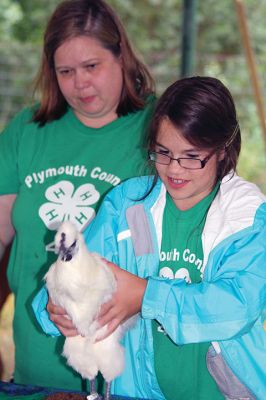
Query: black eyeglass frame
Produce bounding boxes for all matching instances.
[148,150,214,170]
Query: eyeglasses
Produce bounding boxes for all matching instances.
[148,151,213,170]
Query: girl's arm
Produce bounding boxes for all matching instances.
[142,225,266,344]
[47,261,147,340]
[97,216,266,344]
[46,298,78,337]
[96,262,147,339]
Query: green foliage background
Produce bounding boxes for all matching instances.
[1,0,265,191]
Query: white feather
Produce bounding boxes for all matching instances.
[45,221,134,382]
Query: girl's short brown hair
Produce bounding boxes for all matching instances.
[149,76,241,180]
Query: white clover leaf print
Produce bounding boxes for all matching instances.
[39,180,100,231]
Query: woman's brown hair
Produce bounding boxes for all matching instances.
[33,0,154,125]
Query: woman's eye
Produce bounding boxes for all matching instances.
[85,63,97,71]
[58,69,72,76]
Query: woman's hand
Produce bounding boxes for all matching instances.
[96,261,147,340]
[47,297,78,337]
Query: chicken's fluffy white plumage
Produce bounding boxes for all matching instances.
[44,221,126,383]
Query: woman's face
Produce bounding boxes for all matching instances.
[54,35,123,128]
[154,118,223,210]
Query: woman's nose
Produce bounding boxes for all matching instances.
[74,70,90,89]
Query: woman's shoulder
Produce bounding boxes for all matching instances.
[145,93,157,106]
[122,94,156,120]
[2,105,38,132]
[140,94,157,114]
[0,107,33,143]
[13,104,37,122]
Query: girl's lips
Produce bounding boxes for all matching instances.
[167,177,189,189]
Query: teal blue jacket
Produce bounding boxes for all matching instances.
[33,174,266,399]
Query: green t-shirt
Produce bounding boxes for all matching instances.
[153,185,223,400]
[0,98,155,391]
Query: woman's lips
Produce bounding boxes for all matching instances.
[80,95,96,104]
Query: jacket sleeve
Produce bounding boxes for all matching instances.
[31,285,61,336]
[142,213,266,344]
[83,185,123,263]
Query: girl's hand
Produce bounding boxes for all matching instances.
[47,297,78,337]
[96,261,147,340]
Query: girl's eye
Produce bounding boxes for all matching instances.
[186,153,200,159]
[156,147,169,155]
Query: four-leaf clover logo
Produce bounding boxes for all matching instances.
[39,180,100,232]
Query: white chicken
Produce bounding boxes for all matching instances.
[45,221,127,400]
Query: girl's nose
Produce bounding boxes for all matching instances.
[167,158,183,173]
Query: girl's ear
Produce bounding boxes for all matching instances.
[218,148,225,161]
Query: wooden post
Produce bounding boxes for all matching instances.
[235,0,266,151]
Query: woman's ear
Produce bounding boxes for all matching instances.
[118,52,123,67]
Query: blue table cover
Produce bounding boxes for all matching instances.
[0,381,146,400]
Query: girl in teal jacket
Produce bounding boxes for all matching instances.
[35,77,266,399]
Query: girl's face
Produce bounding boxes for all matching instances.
[54,35,123,128]
[154,118,223,210]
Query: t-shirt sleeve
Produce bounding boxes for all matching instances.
[0,108,32,194]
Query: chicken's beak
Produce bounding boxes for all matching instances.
[58,232,77,262]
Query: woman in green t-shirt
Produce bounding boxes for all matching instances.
[0,0,155,391]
